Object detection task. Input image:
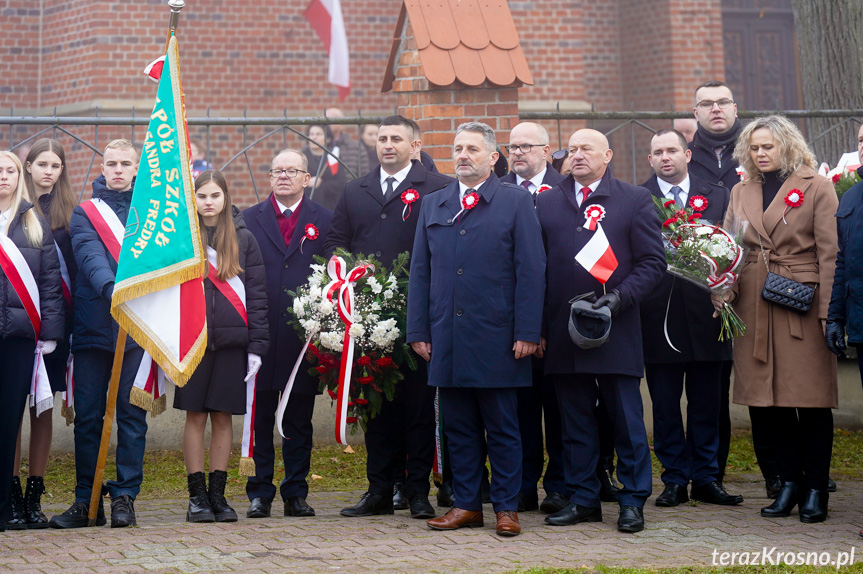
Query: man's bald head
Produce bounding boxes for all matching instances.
[508,122,551,179]
[568,129,613,185]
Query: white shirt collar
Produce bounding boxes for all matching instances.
[458,178,489,198]
[656,175,690,199]
[380,163,413,194]
[515,166,548,193]
[275,196,302,215]
[574,178,602,205]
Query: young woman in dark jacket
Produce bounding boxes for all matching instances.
[174,170,268,523]
[5,139,78,530]
[0,151,63,531]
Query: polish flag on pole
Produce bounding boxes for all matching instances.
[304,0,351,100]
[575,224,618,284]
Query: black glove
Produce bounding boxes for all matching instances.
[825,320,847,358]
[592,289,622,317]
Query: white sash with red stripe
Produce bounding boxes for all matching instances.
[80,199,167,415]
[206,246,256,477]
[0,233,52,416]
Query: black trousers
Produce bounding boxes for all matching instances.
[364,369,435,497]
[0,338,37,522]
[517,367,565,496]
[748,406,833,490]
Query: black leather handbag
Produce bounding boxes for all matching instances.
[758,237,815,314]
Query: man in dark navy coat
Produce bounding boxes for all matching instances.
[500,122,568,513]
[640,129,743,508]
[325,115,451,520]
[536,129,665,533]
[408,122,546,537]
[243,149,333,519]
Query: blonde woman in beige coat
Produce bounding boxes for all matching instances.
[717,115,838,523]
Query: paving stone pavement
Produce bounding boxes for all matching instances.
[1,476,861,573]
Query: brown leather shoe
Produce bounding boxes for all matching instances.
[495,510,521,536]
[427,507,484,530]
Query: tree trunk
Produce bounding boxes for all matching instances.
[792,0,863,165]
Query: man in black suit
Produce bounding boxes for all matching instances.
[536,129,666,533]
[640,129,743,508]
[243,149,333,519]
[499,122,568,514]
[325,115,451,519]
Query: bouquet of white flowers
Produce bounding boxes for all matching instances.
[288,250,416,434]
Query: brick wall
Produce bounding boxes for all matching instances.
[2,0,726,205]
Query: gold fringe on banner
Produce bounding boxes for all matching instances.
[129,385,154,413]
[61,405,75,426]
[238,457,256,477]
[150,394,167,418]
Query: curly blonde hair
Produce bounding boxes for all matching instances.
[733,115,817,182]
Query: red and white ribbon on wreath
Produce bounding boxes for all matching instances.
[0,233,52,416]
[584,204,606,231]
[678,223,744,290]
[401,189,419,221]
[322,255,375,445]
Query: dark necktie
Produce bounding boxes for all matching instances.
[385,176,396,197]
[283,208,292,218]
[581,186,591,205]
[670,185,684,207]
[521,180,533,192]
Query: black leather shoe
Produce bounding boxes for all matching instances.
[340,492,394,517]
[545,503,602,526]
[761,482,798,518]
[799,489,828,523]
[285,497,315,517]
[393,481,408,511]
[598,456,622,502]
[49,499,106,529]
[110,495,136,528]
[436,482,454,508]
[765,475,782,499]
[827,477,837,493]
[617,505,644,533]
[518,492,539,512]
[690,481,743,506]
[246,497,272,518]
[408,494,435,519]
[655,483,689,507]
[540,491,569,514]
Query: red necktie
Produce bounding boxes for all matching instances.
[581,186,591,204]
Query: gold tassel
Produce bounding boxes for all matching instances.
[238,457,256,477]
[128,385,154,412]
[150,394,167,418]
[61,405,75,426]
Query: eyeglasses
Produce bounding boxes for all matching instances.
[696,99,734,110]
[505,143,545,154]
[269,168,308,178]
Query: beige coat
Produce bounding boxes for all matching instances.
[724,166,839,408]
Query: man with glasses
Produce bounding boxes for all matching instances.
[326,115,451,520]
[242,149,333,519]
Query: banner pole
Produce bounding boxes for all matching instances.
[164,0,185,50]
[87,328,127,525]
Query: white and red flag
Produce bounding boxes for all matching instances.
[575,224,618,284]
[304,0,350,100]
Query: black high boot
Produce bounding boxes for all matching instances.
[597,457,622,502]
[186,472,215,523]
[6,477,27,530]
[24,476,48,529]
[760,481,798,518]
[208,471,237,522]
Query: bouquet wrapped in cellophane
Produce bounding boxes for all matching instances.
[653,195,749,341]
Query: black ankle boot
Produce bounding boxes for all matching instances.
[208,470,237,522]
[5,477,26,530]
[799,489,828,523]
[597,456,622,502]
[186,472,215,523]
[761,481,798,518]
[24,476,48,529]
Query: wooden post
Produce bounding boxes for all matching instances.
[87,328,127,525]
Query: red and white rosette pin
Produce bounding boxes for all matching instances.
[584,204,606,231]
[782,188,804,224]
[688,195,708,212]
[453,191,480,222]
[300,223,319,254]
[401,189,419,221]
[537,184,552,194]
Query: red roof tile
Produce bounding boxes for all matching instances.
[383,0,533,92]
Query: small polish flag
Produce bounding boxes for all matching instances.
[304,0,351,100]
[143,55,166,83]
[575,224,618,284]
[327,146,340,175]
